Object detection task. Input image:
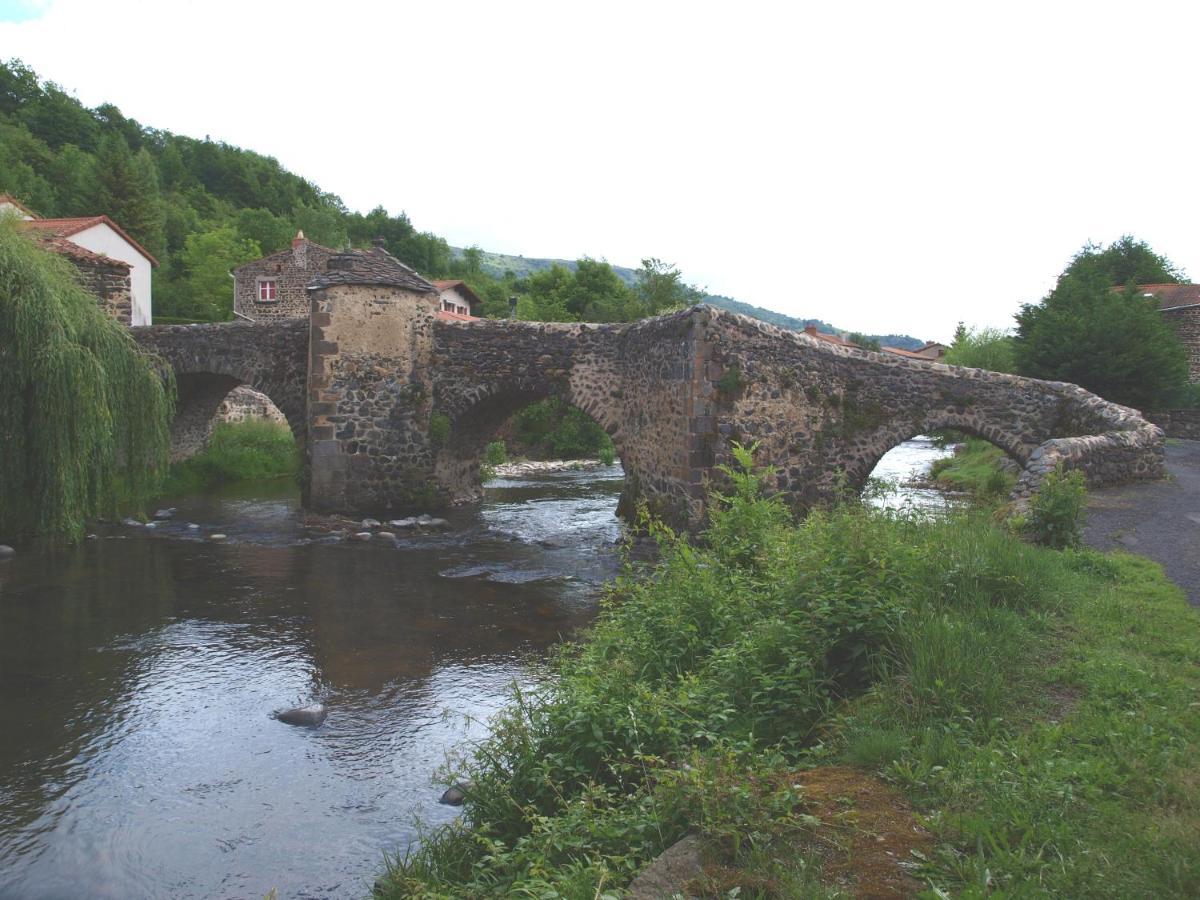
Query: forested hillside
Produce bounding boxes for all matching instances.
[0,57,922,346]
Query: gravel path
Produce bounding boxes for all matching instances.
[1083,440,1200,606]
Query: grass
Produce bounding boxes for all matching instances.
[929,436,1017,499]
[375,447,1200,898]
[162,419,299,494]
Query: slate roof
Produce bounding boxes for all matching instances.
[231,235,335,273]
[307,246,435,293]
[20,215,159,266]
[1138,283,1200,311]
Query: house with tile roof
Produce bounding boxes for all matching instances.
[2,195,159,325]
[432,280,481,320]
[882,341,948,362]
[2,194,150,325]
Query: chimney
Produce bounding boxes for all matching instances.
[372,235,387,251]
[292,230,307,268]
[804,325,818,337]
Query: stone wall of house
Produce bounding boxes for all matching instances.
[306,282,444,514]
[1148,408,1200,441]
[72,257,132,325]
[1163,305,1200,383]
[234,241,337,321]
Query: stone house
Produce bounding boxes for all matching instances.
[1140,284,1200,383]
[2,194,143,326]
[232,231,337,320]
[233,234,480,323]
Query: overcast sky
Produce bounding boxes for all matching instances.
[3,0,1197,340]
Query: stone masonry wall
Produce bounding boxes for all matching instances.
[699,308,1164,514]
[1164,305,1200,383]
[1149,408,1200,441]
[432,310,701,526]
[306,283,443,514]
[73,257,132,325]
[234,241,337,321]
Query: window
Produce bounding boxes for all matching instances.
[257,279,278,303]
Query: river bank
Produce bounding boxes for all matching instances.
[378,449,1200,898]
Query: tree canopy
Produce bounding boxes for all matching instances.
[1013,239,1189,410]
[944,323,1016,373]
[0,215,173,539]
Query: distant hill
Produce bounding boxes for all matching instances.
[454,248,926,350]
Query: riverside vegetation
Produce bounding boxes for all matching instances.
[162,419,300,495]
[377,446,1200,898]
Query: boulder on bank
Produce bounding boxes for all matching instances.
[626,835,703,900]
[439,780,473,806]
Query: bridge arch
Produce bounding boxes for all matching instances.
[433,380,633,511]
[131,321,309,461]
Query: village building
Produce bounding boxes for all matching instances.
[2,193,151,326]
[232,231,337,320]
[802,324,858,347]
[233,233,480,323]
[882,341,948,361]
[432,279,482,320]
[1140,284,1200,383]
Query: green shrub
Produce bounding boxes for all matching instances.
[1025,464,1087,549]
[514,397,612,460]
[163,419,298,493]
[484,440,507,466]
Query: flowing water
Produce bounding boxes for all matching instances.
[0,442,947,899]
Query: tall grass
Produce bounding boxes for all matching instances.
[370,446,1200,898]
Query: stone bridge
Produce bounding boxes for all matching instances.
[133,293,1165,531]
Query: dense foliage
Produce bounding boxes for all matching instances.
[943,322,1016,372]
[379,448,1200,897]
[1013,237,1190,409]
[0,216,172,539]
[163,419,299,495]
[509,398,616,462]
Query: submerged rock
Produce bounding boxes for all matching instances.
[154,508,177,520]
[0,544,14,560]
[209,533,227,541]
[389,517,418,528]
[121,517,142,527]
[439,780,473,806]
[422,517,450,530]
[273,703,328,727]
[187,523,201,530]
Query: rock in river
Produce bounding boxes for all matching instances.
[0,544,14,560]
[273,703,328,727]
[439,780,473,806]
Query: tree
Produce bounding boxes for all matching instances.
[0,217,172,538]
[1013,254,1189,409]
[635,257,703,315]
[90,133,165,258]
[847,332,882,352]
[1060,235,1184,287]
[944,322,1016,372]
[162,226,260,321]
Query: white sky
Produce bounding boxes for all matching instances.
[3,0,1197,341]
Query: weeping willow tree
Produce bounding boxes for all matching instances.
[0,216,174,540]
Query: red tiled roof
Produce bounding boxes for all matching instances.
[35,235,131,270]
[432,279,482,307]
[0,194,36,217]
[1136,283,1200,310]
[20,215,159,266]
[803,325,857,347]
[882,346,929,360]
[437,309,478,322]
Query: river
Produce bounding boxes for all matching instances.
[0,441,949,899]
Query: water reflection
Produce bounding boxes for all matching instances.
[0,467,624,899]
